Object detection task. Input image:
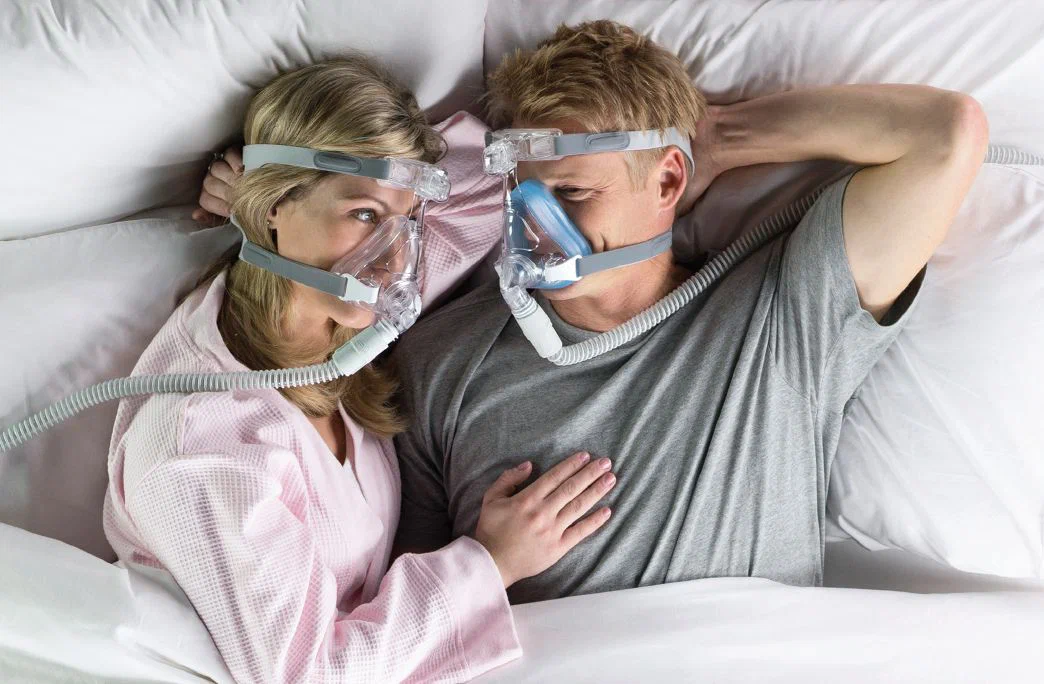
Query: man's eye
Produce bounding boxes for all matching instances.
[351,209,380,224]
[557,187,587,200]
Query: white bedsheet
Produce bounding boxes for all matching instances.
[481,578,1044,683]
[3,522,1041,683]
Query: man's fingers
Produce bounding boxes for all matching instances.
[223,146,244,173]
[524,452,591,501]
[198,189,231,219]
[209,159,238,185]
[483,462,532,502]
[560,507,612,549]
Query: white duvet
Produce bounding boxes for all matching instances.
[4,523,1043,683]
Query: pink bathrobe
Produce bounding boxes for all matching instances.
[103,113,519,683]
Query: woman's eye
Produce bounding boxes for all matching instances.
[350,209,380,224]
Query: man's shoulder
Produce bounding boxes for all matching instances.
[392,281,510,379]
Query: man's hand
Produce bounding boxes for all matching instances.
[191,146,244,226]
[678,105,724,216]
[706,85,988,320]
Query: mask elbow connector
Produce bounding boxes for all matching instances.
[331,320,399,376]
[501,286,563,359]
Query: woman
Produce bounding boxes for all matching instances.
[104,57,616,683]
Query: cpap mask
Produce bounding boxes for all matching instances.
[234,144,450,337]
[484,128,694,291]
[482,126,694,358]
[0,145,451,452]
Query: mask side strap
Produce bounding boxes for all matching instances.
[575,230,673,277]
[233,219,379,305]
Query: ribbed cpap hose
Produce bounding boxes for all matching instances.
[505,143,1044,366]
[0,320,398,452]
[2,145,1041,452]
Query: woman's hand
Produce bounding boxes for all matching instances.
[678,104,725,215]
[474,452,616,588]
[191,145,244,226]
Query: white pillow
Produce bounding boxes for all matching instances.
[0,0,487,238]
[829,164,1044,578]
[0,214,238,560]
[0,522,233,683]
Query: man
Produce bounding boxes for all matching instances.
[391,20,988,604]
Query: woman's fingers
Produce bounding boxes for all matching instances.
[546,457,612,513]
[223,146,244,173]
[554,465,616,527]
[560,507,612,550]
[208,159,238,186]
[482,461,533,503]
[202,170,232,203]
[198,188,231,219]
[191,208,223,227]
[522,452,591,501]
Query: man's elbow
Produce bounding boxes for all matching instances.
[940,93,990,168]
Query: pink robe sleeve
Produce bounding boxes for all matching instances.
[126,452,520,683]
[419,112,502,309]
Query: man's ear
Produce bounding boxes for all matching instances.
[656,147,689,216]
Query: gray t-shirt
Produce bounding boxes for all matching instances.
[391,174,923,604]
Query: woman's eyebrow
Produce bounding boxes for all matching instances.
[338,192,391,213]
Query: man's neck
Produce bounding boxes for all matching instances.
[548,259,693,333]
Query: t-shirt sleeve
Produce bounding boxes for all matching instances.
[394,425,454,553]
[391,343,455,553]
[771,171,925,409]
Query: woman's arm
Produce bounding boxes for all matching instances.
[695,84,988,319]
[128,454,519,683]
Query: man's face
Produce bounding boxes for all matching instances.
[514,120,673,301]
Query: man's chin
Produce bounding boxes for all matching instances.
[539,283,582,300]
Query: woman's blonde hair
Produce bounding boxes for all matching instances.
[220,57,443,437]
[486,20,707,189]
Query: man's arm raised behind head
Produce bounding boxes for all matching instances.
[703,84,988,321]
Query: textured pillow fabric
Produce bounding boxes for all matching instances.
[0,215,238,560]
[0,522,234,682]
[0,0,488,238]
[829,165,1044,578]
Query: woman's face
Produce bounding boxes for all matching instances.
[268,173,417,344]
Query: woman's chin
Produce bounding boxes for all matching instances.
[330,304,377,331]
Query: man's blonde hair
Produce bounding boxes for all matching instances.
[486,20,706,188]
[221,57,443,437]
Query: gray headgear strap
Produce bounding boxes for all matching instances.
[243,145,394,181]
[232,219,379,305]
[576,230,673,277]
[551,128,694,173]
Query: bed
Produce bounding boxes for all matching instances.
[1,0,1042,681]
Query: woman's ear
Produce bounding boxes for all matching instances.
[656,147,688,215]
[267,203,280,230]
